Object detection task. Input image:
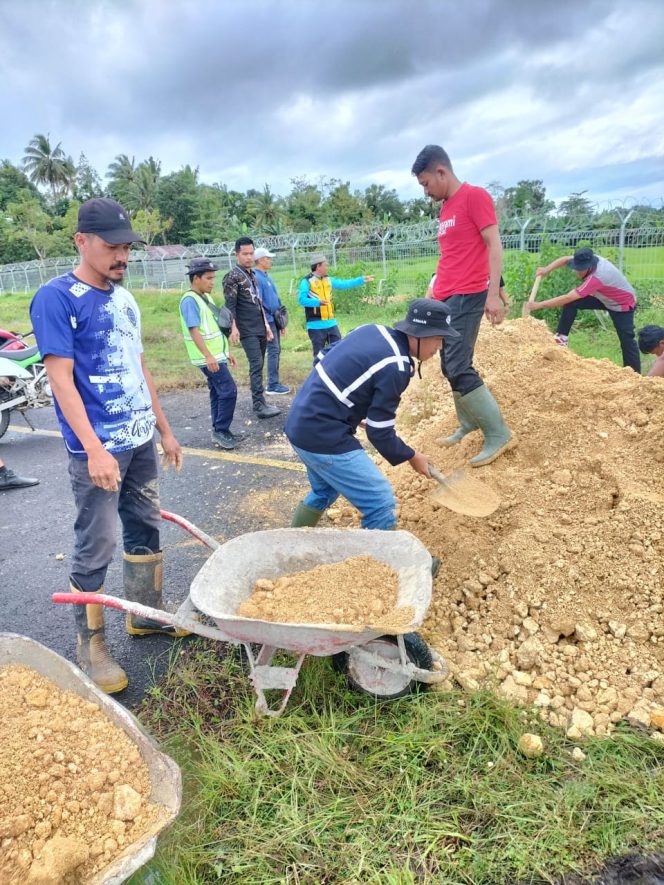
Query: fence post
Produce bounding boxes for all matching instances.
[617,209,634,272]
[331,236,340,270]
[378,230,391,278]
[226,248,234,271]
[518,217,532,252]
[290,239,299,276]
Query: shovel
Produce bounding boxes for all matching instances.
[428,465,500,518]
[521,275,542,317]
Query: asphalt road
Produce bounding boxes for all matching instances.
[0,386,307,708]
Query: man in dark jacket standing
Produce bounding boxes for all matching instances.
[285,298,459,531]
[223,237,280,419]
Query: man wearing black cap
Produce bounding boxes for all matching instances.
[180,257,242,450]
[285,298,459,531]
[30,198,187,695]
[526,247,640,372]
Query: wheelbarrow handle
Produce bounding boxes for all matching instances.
[160,509,220,550]
[51,592,229,642]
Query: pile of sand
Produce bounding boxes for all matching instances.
[0,664,163,884]
[239,556,414,629]
[329,317,664,738]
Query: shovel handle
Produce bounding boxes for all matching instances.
[522,275,542,316]
[428,466,448,485]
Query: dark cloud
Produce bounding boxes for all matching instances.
[0,0,662,201]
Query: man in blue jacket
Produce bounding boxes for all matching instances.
[254,247,290,395]
[299,253,374,360]
[284,298,459,531]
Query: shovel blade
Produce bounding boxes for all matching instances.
[430,469,500,518]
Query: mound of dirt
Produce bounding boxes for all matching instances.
[0,664,164,884]
[329,317,664,737]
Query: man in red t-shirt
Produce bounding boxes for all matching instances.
[411,144,513,467]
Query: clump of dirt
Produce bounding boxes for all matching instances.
[238,555,415,629]
[0,664,164,884]
[329,318,664,737]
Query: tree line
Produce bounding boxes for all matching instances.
[1,133,661,265]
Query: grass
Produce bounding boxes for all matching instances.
[2,288,663,390]
[131,641,664,885]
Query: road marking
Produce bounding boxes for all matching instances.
[8,424,305,473]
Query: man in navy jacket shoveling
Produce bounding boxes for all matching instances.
[284,298,459,536]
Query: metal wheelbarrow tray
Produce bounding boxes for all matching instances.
[55,517,449,717]
[0,633,181,885]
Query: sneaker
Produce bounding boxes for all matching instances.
[0,468,39,490]
[212,430,235,450]
[229,429,248,442]
[553,333,569,347]
[266,383,291,395]
[254,403,281,419]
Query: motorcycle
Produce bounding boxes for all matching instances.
[0,330,53,439]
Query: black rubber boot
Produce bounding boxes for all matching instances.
[124,549,191,637]
[291,502,324,527]
[71,581,128,694]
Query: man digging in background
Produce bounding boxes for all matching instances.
[412,144,514,467]
[526,247,641,373]
[30,198,188,695]
[638,324,664,378]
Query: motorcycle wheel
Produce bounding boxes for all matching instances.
[0,410,9,440]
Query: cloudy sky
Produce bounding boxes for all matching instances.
[1,0,663,206]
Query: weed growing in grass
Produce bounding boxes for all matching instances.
[136,641,664,885]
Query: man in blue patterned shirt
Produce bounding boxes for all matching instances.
[31,198,188,695]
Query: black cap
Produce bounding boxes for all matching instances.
[77,198,145,245]
[187,257,219,275]
[393,298,460,339]
[567,248,598,272]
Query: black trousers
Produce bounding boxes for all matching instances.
[307,324,342,362]
[240,334,267,409]
[557,299,641,373]
[439,291,486,395]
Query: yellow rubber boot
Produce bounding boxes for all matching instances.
[124,549,191,637]
[71,583,128,694]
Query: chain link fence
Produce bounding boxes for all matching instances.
[1,214,662,301]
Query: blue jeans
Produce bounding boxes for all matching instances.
[439,291,486,395]
[266,320,281,388]
[200,363,237,432]
[291,444,397,529]
[68,440,161,591]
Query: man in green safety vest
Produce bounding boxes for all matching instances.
[179,258,244,450]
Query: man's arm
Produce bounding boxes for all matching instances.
[223,273,241,344]
[648,355,664,378]
[481,224,504,325]
[330,275,374,290]
[537,256,573,276]
[523,288,582,314]
[141,355,182,471]
[298,277,322,307]
[43,355,121,490]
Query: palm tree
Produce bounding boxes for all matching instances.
[22,134,75,202]
[106,154,136,205]
[126,157,161,212]
[247,184,286,232]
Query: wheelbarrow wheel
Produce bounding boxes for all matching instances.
[332,633,433,700]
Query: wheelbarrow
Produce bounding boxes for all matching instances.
[53,512,449,717]
[0,632,181,885]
